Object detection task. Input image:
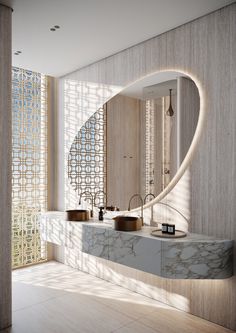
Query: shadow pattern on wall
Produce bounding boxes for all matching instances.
[68,106,106,207]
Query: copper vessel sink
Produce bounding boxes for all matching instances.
[113,216,142,231]
[66,209,90,221]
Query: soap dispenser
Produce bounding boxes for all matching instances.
[99,207,104,221]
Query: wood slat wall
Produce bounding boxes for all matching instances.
[58,3,236,330]
[0,4,12,330]
[178,77,200,165]
[106,95,141,210]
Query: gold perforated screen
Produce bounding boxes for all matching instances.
[12,67,48,268]
[68,106,106,207]
[145,100,156,195]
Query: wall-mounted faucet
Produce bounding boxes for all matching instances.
[144,193,155,226]
[94,190,107,210]
[144,193,155,204]
[128,194,144,226]
[79,191,94,217]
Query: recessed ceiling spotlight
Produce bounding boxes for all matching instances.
[50,25,60,31]
[14,51,22,55]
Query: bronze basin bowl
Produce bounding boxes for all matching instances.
[66,209,90,221]
[113,215,142,231]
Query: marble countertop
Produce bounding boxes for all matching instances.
[40,211,233,279]
[41,211,229,243]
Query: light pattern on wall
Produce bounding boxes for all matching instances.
[68,106,106,208]
[12,67,48,268]
[145,96,172,197]
[64,79,122,209]
[145,100,155,195]
[162,96,172,188]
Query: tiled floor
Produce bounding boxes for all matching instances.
[2,261,233,333]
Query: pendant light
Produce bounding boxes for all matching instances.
[166,89,174,116]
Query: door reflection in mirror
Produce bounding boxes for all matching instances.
[68,72,200,211]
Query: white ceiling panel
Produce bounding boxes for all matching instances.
[10,0,235,77]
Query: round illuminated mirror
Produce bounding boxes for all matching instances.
[68,71,200,210]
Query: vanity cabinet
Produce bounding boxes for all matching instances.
[40,212,67,246]
[41,212,233,280]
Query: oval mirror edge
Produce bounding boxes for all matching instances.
[68,69,206,212]
[130,71,206,212]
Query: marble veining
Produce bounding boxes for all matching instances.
[108,231,162,275]
[40,212,233,279]
[82,225,109,259]
[161,241,233,279]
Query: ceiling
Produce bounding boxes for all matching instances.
[121,71,182,99]
[6,0,235,77]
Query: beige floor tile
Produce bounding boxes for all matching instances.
[13,261,164,320]
[112,320,158,333]
[13,261,111,294]
[96,294,159,320]
[11,291,134,333]
[7,261,234,333]
[13,261,74,283]
[13,282,66,311]
[139,308,234,333]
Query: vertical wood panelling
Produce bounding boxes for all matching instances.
[178,77,200,164]
[0,4,12,329]
[107,95,140,210]
[139,100,146,199]
[154,99,163,195]
[47,77,58,211]
[58,4,236,330]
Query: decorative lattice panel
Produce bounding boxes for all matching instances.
[145,100,156,195]
[63,78,122,209]
[68,106,106,208]
[12,67,48,269]
[145,97,172,197]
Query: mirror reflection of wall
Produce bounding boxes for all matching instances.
[142,80,178,197]
[68,73,200,211]
[106,77,199,210]
[106,80,178,210]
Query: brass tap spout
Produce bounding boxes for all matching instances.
[94,190,107,211]
[144,193,155,226]
[79,191,94,218]
[128,194,144,226]
[144,193,155,204]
